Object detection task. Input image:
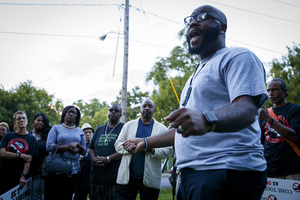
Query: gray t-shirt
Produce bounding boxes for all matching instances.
[175,47,268,172]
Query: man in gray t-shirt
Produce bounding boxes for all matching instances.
[123,5,268,200]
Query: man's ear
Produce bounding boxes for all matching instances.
[220,24,227,34]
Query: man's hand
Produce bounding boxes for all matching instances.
[165,107,210,137]
[93,156,108,167]
[19,176,26,189]
[123,138,145,154]
[20,154,32,163]
[259,107,272,122]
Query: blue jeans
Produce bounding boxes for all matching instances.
[32,174,44,200]
[177,168,267,200]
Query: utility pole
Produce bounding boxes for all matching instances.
[121,0,129,123]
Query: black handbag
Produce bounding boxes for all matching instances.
[42,145,72,177]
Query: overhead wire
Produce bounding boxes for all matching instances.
[206,0,300,24]
[112,8,123,77]
[272,0,300,8]
[137,0,161,56]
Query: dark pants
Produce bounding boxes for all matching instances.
[117,177,160,200]
[74,167,90,200]
[44,173,80,200]
[177,168,267,200]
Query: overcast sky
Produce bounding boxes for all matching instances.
[1,0,299,106]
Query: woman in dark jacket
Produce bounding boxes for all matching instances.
[29,113,52,200]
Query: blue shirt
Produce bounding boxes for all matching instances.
[130,119,154,178]
[46,124,87,174]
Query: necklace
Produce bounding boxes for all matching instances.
[104,122,120,143]
[182,52,216,107]
[63,123,76,129]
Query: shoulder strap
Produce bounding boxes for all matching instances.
[267,107,300,157]
[267,107,279,121]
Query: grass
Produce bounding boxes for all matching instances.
[136,188,175,200]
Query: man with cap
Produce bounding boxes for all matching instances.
[123,5,268,200]
[88,104,124,200]
[74,123,94,200]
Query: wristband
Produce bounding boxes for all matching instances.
[203,111,218,132]
[144,137,148,152]
[18,153,21,158]
[210,124,217,132]
[106,156,111,163]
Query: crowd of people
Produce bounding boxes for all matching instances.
[0,4,299,200]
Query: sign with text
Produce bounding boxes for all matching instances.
[0,178,32,200]
[261,178,300,200]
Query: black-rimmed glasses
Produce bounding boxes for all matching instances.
[184,13,209,26]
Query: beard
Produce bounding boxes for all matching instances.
[187,26,220,55]
[142,111,152,120]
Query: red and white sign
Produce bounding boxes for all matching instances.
[261,178,300,200]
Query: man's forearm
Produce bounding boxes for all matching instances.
[214,96,258,132]
[271,120,298,142]
[22,161,30,175]
[147,128,175,148]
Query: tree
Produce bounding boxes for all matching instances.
[268,43,300,105]
[74,98,109,129]
[79,107,110,129]
[0,80,63,131]
[74,98,108,119]
[114,86,150,122]
[146,29,199,124]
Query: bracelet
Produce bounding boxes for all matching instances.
[144,137,148,152]
[106,156,111,163]
[269,117,274,126]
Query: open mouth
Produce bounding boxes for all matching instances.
[188,29,202,45]
[189,29,202,39]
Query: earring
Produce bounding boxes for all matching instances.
[220,31,224,34]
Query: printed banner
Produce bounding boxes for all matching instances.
[0,178,32,200]
[261,177,300,200]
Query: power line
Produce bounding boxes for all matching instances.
[273,0,300,8]
[130,5,182,25]
[0,30,171,49]
[227,38,285,54]
[206,0,300,24]
[0,3,120,7]
[0,2,183,25]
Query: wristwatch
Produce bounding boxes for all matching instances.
[203,111,218,132]
[21,173,27,177]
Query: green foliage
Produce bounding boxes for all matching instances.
[268,43,300,105]
[74,98,109,118]
[74,98,110,129]
[114,86,150,121]
[79,107,109,129]
[146,28,199,124]
[0,80,62,131]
